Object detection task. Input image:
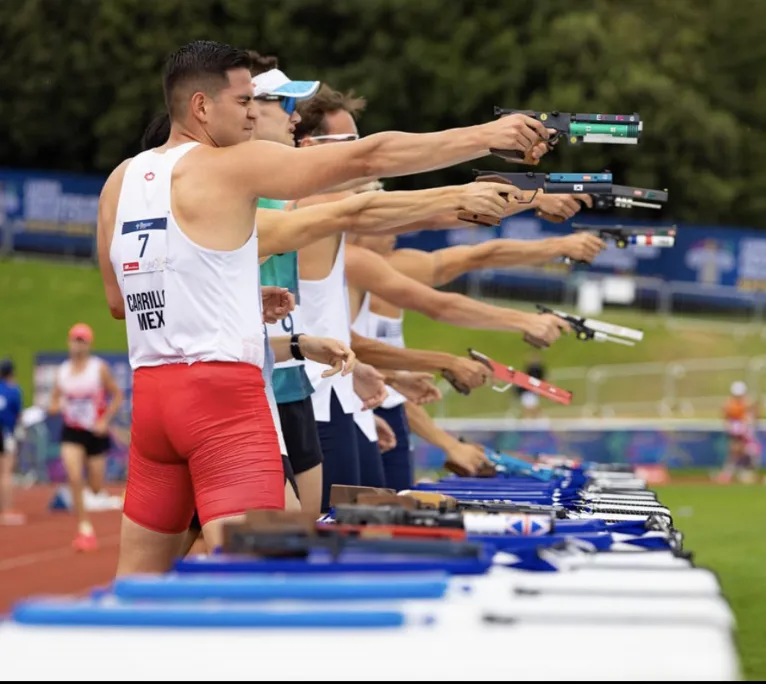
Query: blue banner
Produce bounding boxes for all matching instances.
[412,426,763,471]
[3,165,766,295]
[0,168,103,258]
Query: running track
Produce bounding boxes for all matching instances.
[0,485,122,615]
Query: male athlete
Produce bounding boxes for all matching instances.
[344,235,604,488]
[293,85,593,497]
[250,67,551,510]
[48,323,123,550]
[139,60,522,524]
[351,221,605,487]
[0,359,24,526]
[98,39,559,574]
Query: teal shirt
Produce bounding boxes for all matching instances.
[259,198,314,404]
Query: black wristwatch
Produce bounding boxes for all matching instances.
[290,333,305,361]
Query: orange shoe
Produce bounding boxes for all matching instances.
[72,531,98,552]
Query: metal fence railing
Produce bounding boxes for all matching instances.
[433,355,766,421]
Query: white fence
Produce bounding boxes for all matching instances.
[434,355,766,420]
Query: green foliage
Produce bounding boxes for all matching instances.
[1,0,765,225]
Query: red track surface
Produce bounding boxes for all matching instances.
[0,485,123,615]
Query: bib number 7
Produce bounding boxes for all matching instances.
[121,217,168,275]
[137,233,149,258]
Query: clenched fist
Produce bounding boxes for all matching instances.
[521,313,571,348]
[483,113,555,163]
[535,193,593,223]
[560,232,608,264]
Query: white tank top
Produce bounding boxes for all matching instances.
[367,308,407,410]
[300,236,356,422]
[350,293,379,442]
[109,143,264,371]
[57,357,106,431]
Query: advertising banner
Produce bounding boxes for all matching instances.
[0,168,103,258]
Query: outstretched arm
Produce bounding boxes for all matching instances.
[372,196,535,236]
[386,237,581,288]
[215,114,553,202]
[345,244,569,346]
[257,183,514,257]
[404,403,491,476]
[349,331,489,390]
[386,227,607,288]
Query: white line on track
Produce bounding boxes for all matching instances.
[0,535,121,572]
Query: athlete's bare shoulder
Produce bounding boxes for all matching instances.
[103,158,132,192]
[98,158,133,227]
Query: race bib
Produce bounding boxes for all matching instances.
[119,217,168,333]
[120,217,168,276]
[64,396,96,429]
[267,303,305,369]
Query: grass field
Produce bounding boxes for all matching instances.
[2,257,766,410]
[656,480,766,681]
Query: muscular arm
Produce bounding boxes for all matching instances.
[215,124,495,202]
[99,364,124,424]
[350,332,456,374]
[389,238,569,288]
[373,197,535,236]
[96,161,129,320]
[258,185,468,257]
[345,245,530,334]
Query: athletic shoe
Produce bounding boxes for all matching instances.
[72,531,98,552]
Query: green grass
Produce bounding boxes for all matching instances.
[655,482,766,681]
[2,256,766,412]
[0,258,128,402]
[404,308,766,418]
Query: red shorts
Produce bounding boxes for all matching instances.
[123,361,284,534]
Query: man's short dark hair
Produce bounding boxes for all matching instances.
[141,113,171,150]
[162,40,252,119]
[294,84,367,142]
[247,50,279,77]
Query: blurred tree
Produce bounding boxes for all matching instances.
[0,0,764,227]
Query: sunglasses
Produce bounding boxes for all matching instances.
[254,94,297,115]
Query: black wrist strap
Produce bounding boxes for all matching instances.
[290,334,305,361]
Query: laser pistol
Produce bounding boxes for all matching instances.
[459,169,613,227]
[491,109,642,164]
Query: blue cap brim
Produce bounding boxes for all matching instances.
[270,80,320,100]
